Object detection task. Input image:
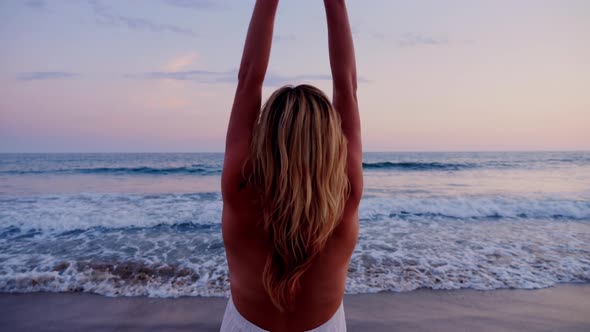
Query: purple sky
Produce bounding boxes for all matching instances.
[1,0,589,152]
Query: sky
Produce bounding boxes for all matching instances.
[0,0,589,152]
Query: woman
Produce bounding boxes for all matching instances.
[221,0,362,330]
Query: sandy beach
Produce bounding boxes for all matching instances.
[1,284,588,331]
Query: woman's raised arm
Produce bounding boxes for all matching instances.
[324,0,363,199]
[223,0,278,192]
[225,0,278,149]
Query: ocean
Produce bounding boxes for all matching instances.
[0,152,589,297]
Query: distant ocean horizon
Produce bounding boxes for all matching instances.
[4,149,589,153]
[1,151,589,297]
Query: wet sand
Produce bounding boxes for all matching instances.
[1,284,589,331]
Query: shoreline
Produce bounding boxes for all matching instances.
[1,284,589,331]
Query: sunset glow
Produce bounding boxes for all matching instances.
[1,0,589,152]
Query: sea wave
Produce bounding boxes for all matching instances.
[0,256,228,298]
[0,192,223,233]
[1,193,589,234]
[362,161,476,171]
[2,155,588,176]
[359,196,590,221]
[1,165,221,176]
[3,162,476,175]
[361,155,590,171]
[1,216,588,297]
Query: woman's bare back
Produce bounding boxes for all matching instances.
[222,183,359,331]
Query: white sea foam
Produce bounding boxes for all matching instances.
[0,216,588,297]
[1,193,589,234]
[0,193,223,232]
[346,217,590,293]
[360,196,590,221]
[0,255,229,298]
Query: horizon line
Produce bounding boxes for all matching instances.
[1,149,589,154]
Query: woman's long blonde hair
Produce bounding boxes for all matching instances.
[248,84,350,311]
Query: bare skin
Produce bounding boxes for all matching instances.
[221,0,362,330]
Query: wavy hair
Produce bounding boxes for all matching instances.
[248,84,350,311]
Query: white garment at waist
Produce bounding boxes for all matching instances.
[220,297,346,332]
